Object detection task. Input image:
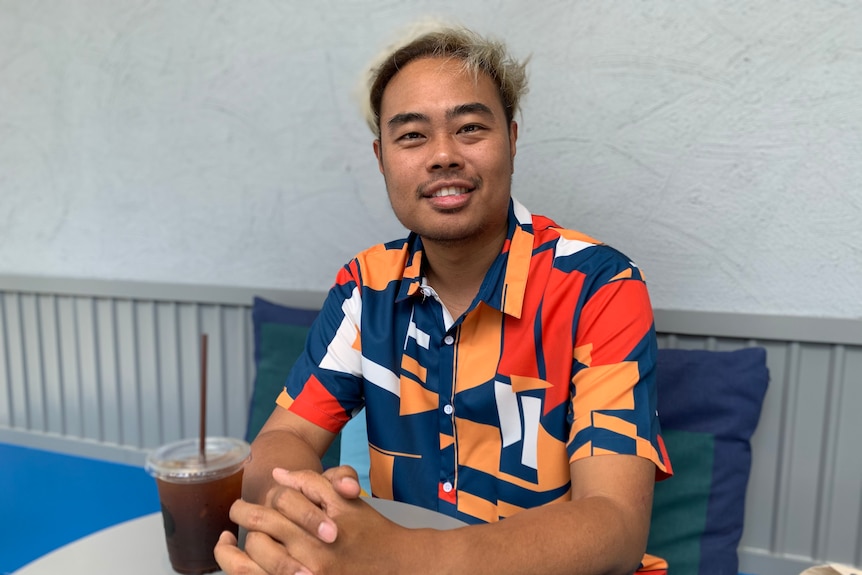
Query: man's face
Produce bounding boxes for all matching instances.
[373,57,517,247]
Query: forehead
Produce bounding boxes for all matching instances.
[380,57,505,119]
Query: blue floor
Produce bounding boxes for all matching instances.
[0,443,160,574]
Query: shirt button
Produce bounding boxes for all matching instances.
[443,404,454,415]
[443,335,455,345]
[442,481,453,493]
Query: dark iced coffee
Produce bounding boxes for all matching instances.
[146,437,251,574]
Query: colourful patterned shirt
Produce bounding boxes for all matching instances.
[278,198,671,534]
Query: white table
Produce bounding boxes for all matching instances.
[13,498,467,574]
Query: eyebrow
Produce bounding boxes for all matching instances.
[447,102,494,120]
[386,111,429,130]
[385,102,495,131]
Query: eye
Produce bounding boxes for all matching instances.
[459,124,483,134]
[398,131,424,141]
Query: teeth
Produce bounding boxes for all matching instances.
[432,187,467,198]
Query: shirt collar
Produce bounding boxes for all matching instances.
[395,198,534,319]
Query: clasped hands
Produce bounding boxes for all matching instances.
[214,465,405,575]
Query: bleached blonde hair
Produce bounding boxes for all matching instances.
[361,19,529,135]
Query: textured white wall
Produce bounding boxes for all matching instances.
[1,1,860,318]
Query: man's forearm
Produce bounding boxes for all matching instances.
[396,495,649,575]
[392,455,656,575]
[241,428,325,505]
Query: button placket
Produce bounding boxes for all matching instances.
[439,328,458,499]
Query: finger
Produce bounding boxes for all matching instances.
[229,498,301,544]
[322,466,362,499]
[213,530,269,575]
[321,464,358,483]
[270,469,339,542]
[243,528,315,575]
[236,480,338,545]
[272,468,339,507]
[228,501,320,574]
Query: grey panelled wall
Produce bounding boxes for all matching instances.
[657,314,862,573]
[1,275,861,574]
[0,291,254,453]
[0,276,327,464]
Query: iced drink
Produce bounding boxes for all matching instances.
[146,437,251,574]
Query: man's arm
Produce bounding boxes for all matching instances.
[220,451,655,575]
[241,406,336,505]
[429,454,656,575]
[246,407,363,537]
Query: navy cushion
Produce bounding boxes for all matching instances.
[647,347,769,575]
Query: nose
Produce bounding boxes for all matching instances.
[426,136,463,171]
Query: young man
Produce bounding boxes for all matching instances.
[216,23,671,575]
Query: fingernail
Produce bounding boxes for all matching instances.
[341,476,360,488]
[317,521,337,543]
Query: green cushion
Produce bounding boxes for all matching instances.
[647,429,714,573]
[246,322,310,440]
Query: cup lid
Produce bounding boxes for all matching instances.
[145,437,251,482]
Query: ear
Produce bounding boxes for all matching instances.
[373,139,385,174]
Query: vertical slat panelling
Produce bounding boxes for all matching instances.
[95,298,122,444]
[713,337,750,352]
[199,304,226,437]
[20,294,46,432]
[667,334,709,350]
[241,303,253,437]
[38,295,64,435]
[814,344,845,560]
[244,308,256,413]
[771,342,801,553]
[177,303,202,441]
[781,343,832,557]
[0,294,11,426]
[135,301,163,448]
[825,346,862,565]
[740,340,788,552]
[75,297,103,441]
[115,299,142,447]
[56,296,83,438]
[222,305,250,439]
[156,302,182,444]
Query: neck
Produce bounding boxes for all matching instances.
[421,227,507,318]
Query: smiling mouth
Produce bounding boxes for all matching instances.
[431,187,469,198]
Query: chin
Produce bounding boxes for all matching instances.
[417,224,487,245]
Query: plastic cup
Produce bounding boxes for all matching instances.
[145,437,251,574]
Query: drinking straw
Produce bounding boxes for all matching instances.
[199,333,208,461]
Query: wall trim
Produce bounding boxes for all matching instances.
[654,308,862,346]
[1,273,859,345]
[0,428,148,466]
[0,273,327,309]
